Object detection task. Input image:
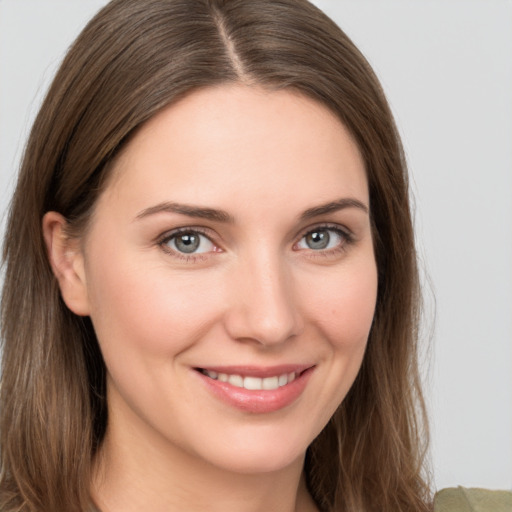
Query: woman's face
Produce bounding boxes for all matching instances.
[74,85,377,474]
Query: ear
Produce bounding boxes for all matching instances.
[42,211,91,316]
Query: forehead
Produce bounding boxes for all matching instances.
[100,84,368,218]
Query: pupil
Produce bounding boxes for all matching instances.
[307,230,329,250]
[175,233,199,253]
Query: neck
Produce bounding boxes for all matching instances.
[91,411,318,512]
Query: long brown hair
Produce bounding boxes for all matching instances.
[1,0,431,510]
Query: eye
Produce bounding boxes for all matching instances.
[296,227,347,251]
[163,230,216,254]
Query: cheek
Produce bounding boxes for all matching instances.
[305,260,378,350]
[294,257,378,430]
[85,249,224,359]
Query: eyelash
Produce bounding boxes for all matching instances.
[294,224,354,258]
[157,227,217,262]
[157,224,354,262]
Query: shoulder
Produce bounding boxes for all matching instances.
[434,486,512,511]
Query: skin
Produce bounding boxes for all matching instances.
[44,85,378,512]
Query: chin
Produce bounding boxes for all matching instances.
[189,424,315,475]
[207,448,305,475]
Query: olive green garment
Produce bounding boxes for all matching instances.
[90,487,512,512]
[434,487,512,512]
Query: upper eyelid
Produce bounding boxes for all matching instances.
[157,228,219,260]
[296,222,352,240]
[157,226,217,243]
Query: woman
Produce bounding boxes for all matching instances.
[1,0,431,510]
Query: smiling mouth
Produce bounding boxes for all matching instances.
[198,369,299,391]
[195,365,315,413]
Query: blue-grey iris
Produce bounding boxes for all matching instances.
[306,230,330,250]
[174,233,200,253]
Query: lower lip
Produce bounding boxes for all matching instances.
[196,368,314,414]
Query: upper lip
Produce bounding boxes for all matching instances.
[195,364,314,378]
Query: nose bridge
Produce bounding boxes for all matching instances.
[225,245,302,345]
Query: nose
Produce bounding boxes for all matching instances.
[223,253,304,347]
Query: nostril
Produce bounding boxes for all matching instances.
[223,269,303,345]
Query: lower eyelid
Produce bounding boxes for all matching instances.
[158,228,219,255]
[295,226,352,250]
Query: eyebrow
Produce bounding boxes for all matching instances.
[134,197,368,223]
[135,202,234,223]
[299,198,369,220]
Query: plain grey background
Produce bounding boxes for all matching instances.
[1,0,511,492]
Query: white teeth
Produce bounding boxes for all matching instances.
[228,374,243,387]
[278,374,288,387]
[203,370,297,390]
[244,376,262,390]
[262,376,279,390]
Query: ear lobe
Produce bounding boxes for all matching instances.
[42,211,91,316]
